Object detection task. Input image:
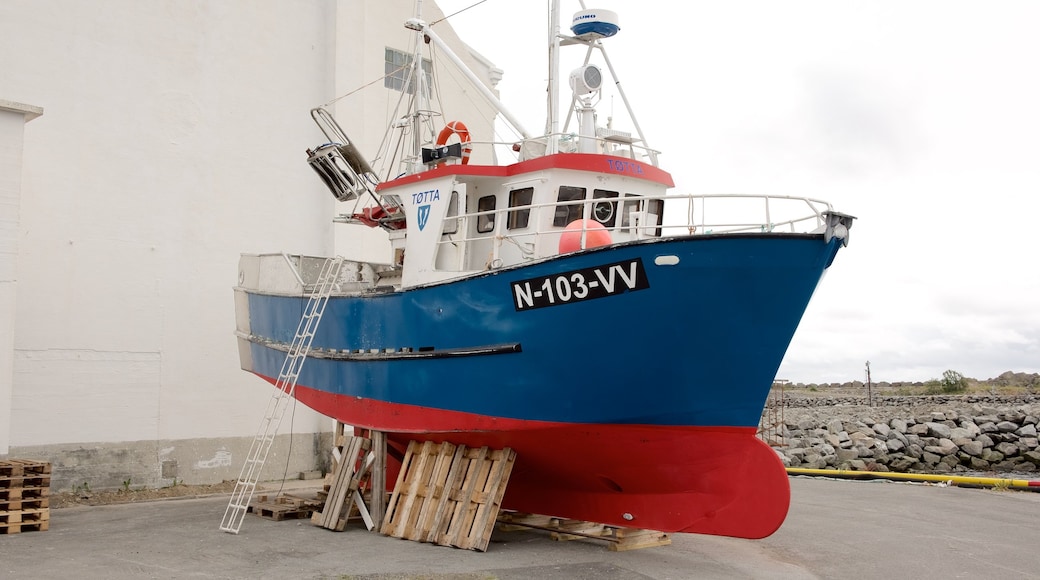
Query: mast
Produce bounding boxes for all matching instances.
[547,0,562,154]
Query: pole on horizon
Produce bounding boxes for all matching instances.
[866,361,873,407]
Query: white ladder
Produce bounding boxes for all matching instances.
[219,256,345,534]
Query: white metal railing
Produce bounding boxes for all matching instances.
[431,193,834,271]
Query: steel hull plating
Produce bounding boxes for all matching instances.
[238,234,842,537]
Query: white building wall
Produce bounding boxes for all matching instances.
[0,101,43,457]
[0,0,496,490]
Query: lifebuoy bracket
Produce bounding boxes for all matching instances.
[422,143,464,165]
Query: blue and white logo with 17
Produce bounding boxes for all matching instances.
[417,205,431,231]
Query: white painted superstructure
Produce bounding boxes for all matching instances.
[0,0,497,490]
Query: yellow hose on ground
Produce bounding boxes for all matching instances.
[786,467,1040,491]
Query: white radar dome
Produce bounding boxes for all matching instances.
[571,9,620,41]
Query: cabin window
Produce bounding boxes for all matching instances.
[442,191,459,234]
[592,189,619,228]
[553,186,586,227]
[507,187,534,230]
[384,48,432,95]
[476,195,496,233]
[621,194,664,236]
[647,198,664,237]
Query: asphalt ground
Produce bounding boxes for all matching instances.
[2,476,1039,579]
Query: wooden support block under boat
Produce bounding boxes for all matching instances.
[496,511,671,551]
[380,440,516,552]
[311,435,372,531]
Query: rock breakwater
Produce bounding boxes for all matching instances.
[762,396,1040,475]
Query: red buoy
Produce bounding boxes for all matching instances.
[559,219,612,253]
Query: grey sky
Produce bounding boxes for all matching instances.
[434,0,1040,383]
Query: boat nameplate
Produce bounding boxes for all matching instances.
[511,258,650,311]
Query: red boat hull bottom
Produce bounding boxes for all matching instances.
[291,382,791,539]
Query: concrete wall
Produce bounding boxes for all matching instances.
[0,0,495,490]
[0,101,43,457]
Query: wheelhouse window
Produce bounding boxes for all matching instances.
[385,48,432,95]
[442,190,459,235]
[476,195,496,233]
[553,186,586,227]
[507,187,534,230]
[592,189,619,228]
[621,194,664,236]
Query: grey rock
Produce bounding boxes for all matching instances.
[926,422,953,439]
[969,457,990,470]
[827,419,844,434]
[873,422,891,437]
[921,451,942,465]
[1025,415,1039,426]
[997,421,1020,433]
[908,423,930,436]
[976,434,996,448]
[848,459,867,471]
[836,448,860,461]
[889,418,909,433]
[849,431,875,447]
[1016,424,1038,438]
[995,441,1020,457]
[924,439,958,456]
[958,420,981,437]
[981,449,1005,463]
[1022,450,1040,466]
[889,456,916,472]
[886,439,906,453]
[959,440,984,457]
[979,422,998,434]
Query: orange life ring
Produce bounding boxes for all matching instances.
[436,120,472,165]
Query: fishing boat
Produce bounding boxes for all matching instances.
[233,2,853,539]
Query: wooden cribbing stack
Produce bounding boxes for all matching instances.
[0,459,52,534]
[311,435,374,531]
[380,440,516,552]
[496,512,671,551]
[261,427,668,552]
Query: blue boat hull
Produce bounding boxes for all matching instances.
[242,234,841,429]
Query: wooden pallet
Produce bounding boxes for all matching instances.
[0,485,49,501]
[496,512,671,551]
[381,441,516,552]
[0,497,49,512]
[249,494,323,521]
[311,435,373,531]
[0,460,51,534]
[0,520,49,534]
[0,460,52,477]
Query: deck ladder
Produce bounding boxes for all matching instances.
[219,256,345,534]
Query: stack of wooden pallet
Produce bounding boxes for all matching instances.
[0,459,51,534]
[248,493,324,521]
